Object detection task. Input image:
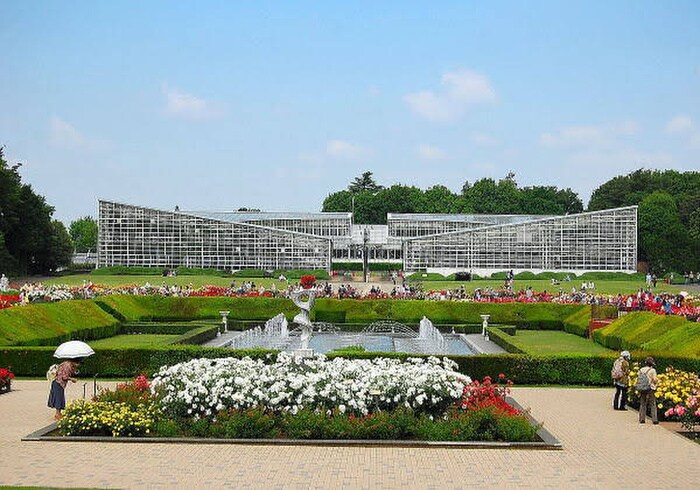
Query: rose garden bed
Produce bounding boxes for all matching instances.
[24,355,561,449]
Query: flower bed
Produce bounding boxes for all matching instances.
[628,364,700,425]
[0,367,14,394]
[55,357,541,443]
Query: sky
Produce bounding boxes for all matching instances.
[1,1,699,224]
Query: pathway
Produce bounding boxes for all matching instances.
[1,381,698,488]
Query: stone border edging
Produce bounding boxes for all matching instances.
[23,397,562,450]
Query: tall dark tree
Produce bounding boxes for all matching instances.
[347,171,383,193]
[589,168,700,272]
[0,147,73,275]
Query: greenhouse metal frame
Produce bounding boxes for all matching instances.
[97,201,333,271]
[402,206,638,274]
[98,200,637,274]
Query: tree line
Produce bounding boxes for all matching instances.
[0,147,73,275]
[323,170,700,273]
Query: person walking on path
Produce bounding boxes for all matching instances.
[637,356,659,424]
[47,359,80,420]
[612,351,631,410]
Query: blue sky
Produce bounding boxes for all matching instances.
[1,1,698,223]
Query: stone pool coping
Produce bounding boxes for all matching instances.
[23,396,562,450]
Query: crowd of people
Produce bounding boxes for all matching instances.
[1,274,698,321]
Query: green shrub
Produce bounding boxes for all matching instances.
[488,328,525,354]
[171,325,220,345]
[405,272,449,281]
[592,312,689,351]
[514,271,537,280]
[0,300,120,346]
[591,304,618,320]
[577,271,645,281]
[314,309,346,323]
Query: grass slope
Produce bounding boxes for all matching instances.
[0,300,120,346]
[592,312,689,351]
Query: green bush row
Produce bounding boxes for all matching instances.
[121,322,216,335]
[0,300,120,346]
[94,296,591,330]
[171,325,220,345]
[488,328,525,354]
[592,312,700,356]
[154,407,538,442]
[231,269,330,280]
[4,346,698,383]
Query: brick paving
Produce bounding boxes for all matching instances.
[1,380,699,489]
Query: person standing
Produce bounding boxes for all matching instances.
[612,351,631,410]
[47,359,80,420]
[637,356,659,424]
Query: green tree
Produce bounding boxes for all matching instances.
[69,216,98,253]
[638,192,690,272]
[0,147,72,274]
[347,171,383,193]
[589,169,700,272]
[419,185,458,213]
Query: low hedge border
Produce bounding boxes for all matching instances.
[4,346,698,384]
[488,328,525,354]
[170,325,220,345]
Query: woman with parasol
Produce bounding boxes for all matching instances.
[47,341,94,420]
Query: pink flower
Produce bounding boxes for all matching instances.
[665,408,674,417]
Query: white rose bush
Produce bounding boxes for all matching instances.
[59,355,539,442]
[151,353,470,419]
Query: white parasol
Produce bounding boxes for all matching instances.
[679,291,689,297]
[53,340,95,359]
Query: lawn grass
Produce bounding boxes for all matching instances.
[417,279,682,295]
[41,274,685,296]
[89,334,180,348]
[44,274,281,289]
[503,330,611,355]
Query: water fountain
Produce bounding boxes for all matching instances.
[213,294,476,355]
[290,288,315,357]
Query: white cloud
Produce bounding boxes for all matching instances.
[163,86,222,120]
[298,139,370,164]
[325,140,368,160]
[417,144,447,160]
[470,132,498,146]
[404,69,497,122]
[666,115,694,134]
[539,120,639,149]
[49,116,86,149]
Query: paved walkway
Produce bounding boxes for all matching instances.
[1,381,699,489]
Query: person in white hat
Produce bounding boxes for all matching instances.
[611,351,631,410]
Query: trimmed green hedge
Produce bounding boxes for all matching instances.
[171,325,220,345]
[592,312,690,351]
[94,296,591,331]
[0,300,120,346]
[593,312,700,357]
[231,269,331,280]
[488,328,526,354]
[4,345,697,383]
